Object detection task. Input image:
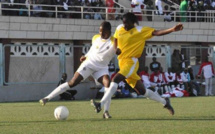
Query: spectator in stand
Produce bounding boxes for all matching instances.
[32,3,43,17]
[145,0,154,21]
[181,68,194,95]
[180,50,188,70]
[6,0,19,16]
[188,0,197,22]
[58,73,77,100]
[212,0,215,9]
[150,70,160,93]
[180,0,188,22]
[139,66,151,89]
[197,57,215,96]
[106,0,115,20]
[84,2,94,19]
[163,5,174,22]
[159,67,168,93]
[171,49,182,73]
[53,0,70,18]
[150,69,167,95]
[188,66,201,96]
[174,70,185,89]
[155,0,163,15]
[131,0,145,21]
[150,57,161,73]
[165,67,175,92]
[18,0,28,16]
[97,0,105,7]
[94,9,103,20]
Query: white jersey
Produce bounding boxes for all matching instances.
[198,61,214,78]
[85,34,115,68]
[131,0,144,13]
[165,72,175,83]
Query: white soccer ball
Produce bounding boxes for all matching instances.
[54,106,69,120]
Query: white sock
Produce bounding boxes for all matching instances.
[45,82,70,100]
[103,87,111,112]
[144,89,166,105]
[100,82,118,107]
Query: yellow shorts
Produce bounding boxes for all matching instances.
[118,58,140,88]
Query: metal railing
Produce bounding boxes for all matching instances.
[0,2,215,22]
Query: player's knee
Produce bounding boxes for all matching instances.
[68,79,79,88]
[137,88,146,95]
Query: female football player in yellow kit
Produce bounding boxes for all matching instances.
[92,12,183,116]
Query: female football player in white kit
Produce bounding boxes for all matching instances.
[40,21,116,119]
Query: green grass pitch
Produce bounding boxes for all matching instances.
[0,97,215,134]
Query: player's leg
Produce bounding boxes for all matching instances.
[39,72,84,106]
[91,68,115,117]
[101,73,125,106]
[91,73,125,113]
[91,58,135,113]
[134,80,174,115]
[40,62,92,106]
[97,74,112,118]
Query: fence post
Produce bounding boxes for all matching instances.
[174,11,176,22]
[55,6,58,18]
[0,3,2,16]
[165,45,171,69]
[59,44,66,77]
[28,4,31,17]
[213,47,215,67]
[81,7,83,19]
[106,8,108,20]
[0,43,3,86]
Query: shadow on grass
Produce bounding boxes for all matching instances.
[1,116,215,126]
[116,117,215,121]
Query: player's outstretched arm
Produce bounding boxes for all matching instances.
[80,56,86,62]
[152,23,183,36]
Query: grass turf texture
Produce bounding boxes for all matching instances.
[0,97,215,134]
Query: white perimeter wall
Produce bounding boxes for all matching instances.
[0,16,214,42]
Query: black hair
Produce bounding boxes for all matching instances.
[100,21,111,32]
[122,12,139,25]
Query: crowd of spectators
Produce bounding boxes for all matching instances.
[0,0,112,19]
[139,59,202,98]
[1,0,215,22]
[138,49,215,98]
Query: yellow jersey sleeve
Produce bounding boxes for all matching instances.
[113,29,118,39]
[114,24,124,39]
[141,27,155,40]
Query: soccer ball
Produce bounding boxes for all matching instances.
[54,106,69,120]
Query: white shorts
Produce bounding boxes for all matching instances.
[76,60,109,81]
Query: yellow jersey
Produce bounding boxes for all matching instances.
[114,24,155,59]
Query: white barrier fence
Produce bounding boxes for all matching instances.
[0,2,215,22]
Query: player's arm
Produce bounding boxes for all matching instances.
[152,23,183,36]
[80,55,86,62]
[114,38,121,55]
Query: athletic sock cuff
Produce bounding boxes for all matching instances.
[110,82,118,89]
[143,88,149,97]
